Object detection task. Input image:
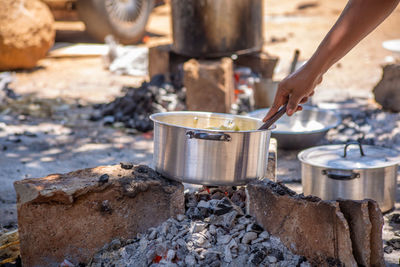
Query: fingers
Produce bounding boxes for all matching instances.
[263,86,288,122]
[263,101,281,122]
[300,97,308,104]
[317,75,323,84]
[287,93,303,116]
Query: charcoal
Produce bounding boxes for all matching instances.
[88,188,311,267]
[390,214,400,224]
[91,76,186,133]
[98,174,109,185]
[384,245,393,254]
[249,249,267,265]
[387,238,400,250]
[120,162,133,170]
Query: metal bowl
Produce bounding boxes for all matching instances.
[382,39,400,55]
[248,106,341,150]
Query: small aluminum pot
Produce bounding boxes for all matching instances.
[298,142,400,212]
[150,111,272,186]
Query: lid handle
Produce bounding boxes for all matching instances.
[343,141,365,158]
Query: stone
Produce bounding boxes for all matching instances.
[148,44,172,79]
[217,234,232,245]
[241,232,257,244]
[368,200,385,267]
[373,64,400,112]
[120,162,133,170]
[167,249,176,261]
[246,180,357,266]
[384,246,393,254]
[387,239,400,250]
[235,51,279,79]
[266,138,277,181]
[185,254,197,266]
[267,255,277,263]
[197,200,210,209]
[176,214,185,222]
[190,221,207,234]
[148,44,189,83]
[0,0,55,70]
[338,199,372,267]
[183,58,234,113]
[14,164,184,267]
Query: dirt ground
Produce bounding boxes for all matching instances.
[1,0,400,265]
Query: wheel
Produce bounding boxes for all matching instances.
[77,0,154,44]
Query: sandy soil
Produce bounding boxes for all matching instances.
[1,0,400,265]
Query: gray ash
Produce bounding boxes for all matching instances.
[89,185,310,267]
[90,75,186,133]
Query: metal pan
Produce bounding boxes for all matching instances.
[150,111,273,186]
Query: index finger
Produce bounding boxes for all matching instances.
[263,90,287,122]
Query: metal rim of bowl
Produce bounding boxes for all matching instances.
[247,106,342,135]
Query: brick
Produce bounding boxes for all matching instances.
[14,165,184,267]
[368,200,385,267]
[148,44,190,84]
[246,180,357,266]
[148,44,171,79]
[265,138,277,182]
[338,199,372,266]
[183,58,234,113]
[235,51,279,79]
[373,63,400,112]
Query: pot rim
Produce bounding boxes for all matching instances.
[149,111,275,133]
[248,106,342,135]
[298,144,400,170]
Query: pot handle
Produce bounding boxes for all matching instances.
[322,169,360,180]
[186,130,231,142]
[343,141,365,157]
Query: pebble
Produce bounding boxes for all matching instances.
[259,231,270,240]
[241,232,257,244]
[148,229,157,240]
[190,221,207,234]
[209,224,217,235]
[176,214,185,222]
[197,200,210,209]
[120,162,133,170]
[268,255,278,263]
[98,174,109,184]
[185,254,196,266]
[224,245,233,262]
[166,249,176,261]
[384,245,394,254]
[387,238,400,249]
[251,237,265,244]
[217,234,232,245]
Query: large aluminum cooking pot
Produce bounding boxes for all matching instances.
[171,0,263,57]
[150,111,272,186]
[298,142,400,212]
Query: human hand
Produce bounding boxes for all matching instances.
[263,63,323,122]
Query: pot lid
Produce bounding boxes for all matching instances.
[298,143,400,169]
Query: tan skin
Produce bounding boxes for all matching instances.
[264,0,400,122]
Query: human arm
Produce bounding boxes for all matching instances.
[264,0,399,121]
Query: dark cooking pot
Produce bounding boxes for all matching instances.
[171,0,263,57]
